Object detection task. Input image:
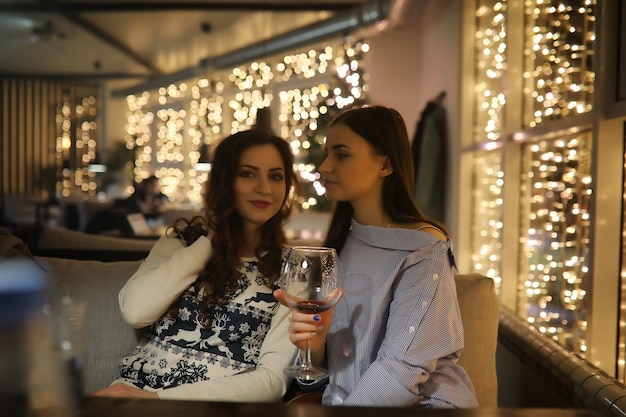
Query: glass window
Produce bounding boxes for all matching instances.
[518,131,593,357]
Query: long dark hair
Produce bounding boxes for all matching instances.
[323,105,447,253]
[169,129,299,324]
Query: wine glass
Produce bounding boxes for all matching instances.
[280,246,342,380]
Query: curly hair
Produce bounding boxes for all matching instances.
[167,129,299,325]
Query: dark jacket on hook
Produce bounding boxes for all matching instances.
[411,100,448,223]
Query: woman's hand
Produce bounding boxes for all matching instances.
[273,288,343,366]
[90,382,159,399]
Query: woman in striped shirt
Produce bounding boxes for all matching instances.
[275,106,478,407]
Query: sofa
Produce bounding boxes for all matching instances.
[34,227,156,261]
[1,230,500,406]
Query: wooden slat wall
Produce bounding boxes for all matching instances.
[0,77,99,219]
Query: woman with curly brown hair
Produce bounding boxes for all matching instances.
[92,129,299,401]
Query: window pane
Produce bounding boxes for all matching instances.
[523,1,597,127]
[473,0,507,144]
[518,131,593,357]
[470,149,503,287]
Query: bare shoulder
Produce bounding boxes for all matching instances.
[410,222,447,241]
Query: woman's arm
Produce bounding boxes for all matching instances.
[119,235,212,328]
[156,304,298,402]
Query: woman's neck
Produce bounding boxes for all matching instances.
[241,227,261,257]
[351,201,389,228]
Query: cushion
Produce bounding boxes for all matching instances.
[36,256,144,394]
[455,273,500,408]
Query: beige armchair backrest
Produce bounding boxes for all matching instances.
[37,227,157,252]
[455,273,500,408]
[37,256,145,394]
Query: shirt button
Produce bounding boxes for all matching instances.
[432,274,439,280]
[408,326,415,333]
[422,301,428,308]
[440,242,446,250]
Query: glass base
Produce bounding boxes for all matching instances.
[284,364,329,381]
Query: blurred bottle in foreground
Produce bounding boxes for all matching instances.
[0,259,80,416]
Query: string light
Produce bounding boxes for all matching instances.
[55,91,98,198]
[470,0,596,360]
[125,37,369,209]
[470,1,507,286]
[523,0,596,126]
[470,151,503,287]
[474,1,507,143]
[520,133,592,355]
[187,84,223,204]
[278,39,369,211]
[519,0,595,357]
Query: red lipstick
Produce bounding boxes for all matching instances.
[250,200,271,209]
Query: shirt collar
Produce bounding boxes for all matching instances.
[349,218,445,251]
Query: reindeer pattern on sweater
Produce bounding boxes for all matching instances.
[119,255,283,390]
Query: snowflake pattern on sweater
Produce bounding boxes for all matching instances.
[119,257,282,390]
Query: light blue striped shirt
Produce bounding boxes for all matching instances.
[320,219,478,407]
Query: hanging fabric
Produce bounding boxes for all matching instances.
[411,91,448,223]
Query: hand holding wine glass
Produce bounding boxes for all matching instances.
[279,246,342,380]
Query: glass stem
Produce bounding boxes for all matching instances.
[302,340,313,370]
